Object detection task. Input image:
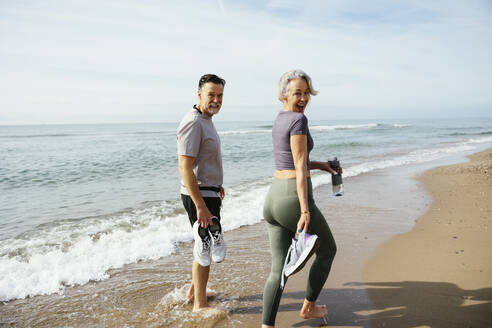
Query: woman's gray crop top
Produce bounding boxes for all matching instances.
[272,111,314,170]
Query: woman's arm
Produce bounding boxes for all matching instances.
[311,161,342,175]
[291,134,310,233]
[310,161,334,173]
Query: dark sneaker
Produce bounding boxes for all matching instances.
[208,217,226,263]
[193,221,212,267]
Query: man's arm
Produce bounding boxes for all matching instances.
[178,155,213,228]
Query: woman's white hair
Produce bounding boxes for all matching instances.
[278,69,318,102]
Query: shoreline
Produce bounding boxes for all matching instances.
[219,152,436,327]
[1,148,491,327]
[361,148,492,327]
[224,147,492,327]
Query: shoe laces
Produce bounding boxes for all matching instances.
[211,231,224,246]
[292,238,302,257]
[201,237,212,252]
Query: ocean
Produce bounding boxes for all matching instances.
[1,117,492,306]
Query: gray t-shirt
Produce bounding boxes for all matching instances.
[272,111,313,170]
[177,106,223,197]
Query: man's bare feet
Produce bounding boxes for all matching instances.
[193,303,209,311]
[299,299,327,319]
[186,284,216,303]
[186,284,194,302]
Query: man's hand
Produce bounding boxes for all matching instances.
[197,205,213,228]
[220,186,225,200]
[179,155,215,229]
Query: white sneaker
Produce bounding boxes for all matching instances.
[283,231,319,277]
[193,221,212,267]
[209,217,226,263]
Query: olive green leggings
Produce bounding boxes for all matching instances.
[262,178,337,326]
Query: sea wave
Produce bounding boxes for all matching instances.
[311,135,492,188]
[216,123,408,135]
[448,130,492,137]
[0,185,266,302]
[310,123,407,131]
[218,129,270,135]
[0,134,87,139]
[467,136,492,143]
[125,131,175,136]
[1,133,491,302]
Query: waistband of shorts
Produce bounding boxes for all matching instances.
[198,185,221,193]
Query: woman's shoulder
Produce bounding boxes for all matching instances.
[277,110,307,122]
[274,111,308,136]
[288,112,308,126]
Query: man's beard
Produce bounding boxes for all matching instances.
[203,104,220,115]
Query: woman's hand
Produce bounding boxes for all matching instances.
[323,161,343,175]
[310,161,336,174]
[297,211,310,233]
[325,162,335,174]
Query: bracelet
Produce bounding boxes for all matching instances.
[301,210,310,214]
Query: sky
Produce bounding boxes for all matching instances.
[1,0,492,124]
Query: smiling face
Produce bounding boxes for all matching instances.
[198,82,224,117]
[283,78,310,113]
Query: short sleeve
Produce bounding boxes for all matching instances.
[290,114,308,136]
[177,118,201,157]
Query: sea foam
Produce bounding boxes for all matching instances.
[0,186,268,301]
[1,134,491,302]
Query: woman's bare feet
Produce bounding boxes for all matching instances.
[299,299,327,319]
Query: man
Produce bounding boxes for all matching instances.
[177,74,227,311]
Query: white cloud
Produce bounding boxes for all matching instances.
[1,0,491,124]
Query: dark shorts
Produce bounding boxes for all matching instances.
[181,194,222,227]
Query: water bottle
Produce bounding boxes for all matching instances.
[328,157,344,196]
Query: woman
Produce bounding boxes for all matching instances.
[262,69,337,327]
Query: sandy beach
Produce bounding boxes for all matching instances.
[1,148,491,327]
[3,1,492,326]
[222,148,492,327]
[361,148,492,328]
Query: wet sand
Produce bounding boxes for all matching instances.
[243,149,492,328]
[229,161,432,327]
[361,149,492,328]
[2,149,491,327]
[0,161,429,327]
